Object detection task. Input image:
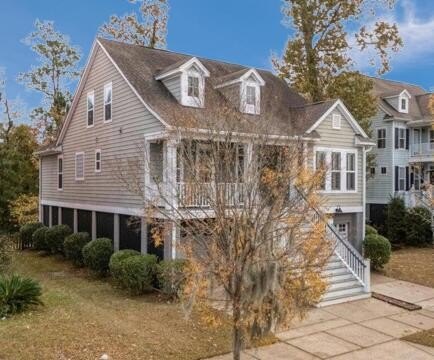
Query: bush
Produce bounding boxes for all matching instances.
[109,249,141,281]
[45,225,72,254]
[386,196,407,244]
[19,222,43,248]
[64,232,91,266]
[363,234,391,270]
[0,274,43,317]
[82,238,113,276]
[9,195,39,227]
[157,259,187,297]
[113,254,158,295]
[32,226,49,251]
[405,207,433,246]
[365,224,378,236]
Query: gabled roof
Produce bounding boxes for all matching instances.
[155,57,210,80]
[214,68,265,88]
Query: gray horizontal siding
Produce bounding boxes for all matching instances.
[162,76,182,102]
[41,46,165,209]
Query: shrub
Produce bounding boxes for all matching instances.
[19,222,43,249]
[0,275,43,317]
[45,225,72,254]
[363,234,391,270]
[113,254,158,295]
[0,235,12,274]
[405,207,433,246]
[365,224,378,236]
[82,238,113,276]
[32,226,49,251]
[109,249,141,281]
[64,232,91,266]
[386,196,407,244]
[157,259,187,297]
[9,195,39,227]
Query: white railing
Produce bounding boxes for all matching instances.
[410,142,434,157]
[176,182,245,208]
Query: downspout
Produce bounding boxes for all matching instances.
[363,146,373,241]
[39,157,42,222]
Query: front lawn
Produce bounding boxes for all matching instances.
[0,251,232,360]
[383,247,434,288]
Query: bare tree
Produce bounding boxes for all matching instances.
[110,90,334,358]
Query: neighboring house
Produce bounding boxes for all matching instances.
[366,77,434,225]
[37,38,374,305]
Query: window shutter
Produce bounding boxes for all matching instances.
[394,128,399,149]
[395,166,399,191]
[405,129,409,150]
[405,166,410,190]
[410,170,414,187]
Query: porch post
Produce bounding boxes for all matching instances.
[48,206,53,227]
[165,138,178,210]
[113,214,120,251]
[141,217,147,254]
[73,209,78,233]
[91,211,97,240]
[58,207,62,225]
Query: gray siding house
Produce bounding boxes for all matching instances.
[366,78,434,225]
[38,38,374,305]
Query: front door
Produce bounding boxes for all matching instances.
[337,223,349,241]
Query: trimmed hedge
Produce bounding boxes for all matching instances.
[363,234,391,270]
[45,225,72,254]
[157,259,187,297]
[365,224,378,236]
[19,222,43,248]
[112,254,158,295]
[109,249,141,282]
[32,226,49,251]
[82,238,113,276]
[64,232,91,266]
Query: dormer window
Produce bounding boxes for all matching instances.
[400,97,407,111]
[243,84,260,115]
[398,89,411,114]
[246,86,256,106]
[188,76,200,98]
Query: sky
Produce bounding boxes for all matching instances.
[1,0,434,121]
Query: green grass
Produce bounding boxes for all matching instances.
[0,251,233,360]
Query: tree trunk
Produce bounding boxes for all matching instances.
[232,320,242,360]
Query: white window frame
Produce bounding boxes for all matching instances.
[398,166,406,191]
[332,113,342,129]
[104,82,113,123]
[380,166,387,175]
[181,69,205,108]
[75,152,85,181]
[337,223,348,241]
[377,128,386,149]
[187,75,200,98]
[87,91,95,128]
[241,82,261,115]
[397,127,406,149]
[346,153,356,191]
[399,95,409,113]
[95,149,102,173]
[331,152,342,191]
[57,155,63,191]
[314,147,357,193]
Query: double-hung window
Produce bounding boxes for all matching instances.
[315,151,327,190]
[75,152,85,181]
[332,114,341,129]
[396,128,406,149]
[187,76,200,98]
[398,167,405,191]
[377,128,386,149]
[331,152,341,190]
[95,150,101,173]
[87,91,94,127]
[57,155,63,190]
[246,86,256,106]
[104,83,112,122]
[346,153,355,191]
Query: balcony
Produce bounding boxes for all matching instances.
[409,141,434,162]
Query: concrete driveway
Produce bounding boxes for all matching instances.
[208,275,434,360]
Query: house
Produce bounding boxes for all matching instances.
[366,77,434,226]
[37,38,374,305]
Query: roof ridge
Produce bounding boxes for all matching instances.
[364,74,427,92]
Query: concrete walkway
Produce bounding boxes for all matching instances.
[208,275,434,359]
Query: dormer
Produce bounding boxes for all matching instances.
[383,89,411,114]
[156,57,210,108]
[215,68,265,115]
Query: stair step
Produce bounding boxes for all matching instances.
[323,267,351,277]
[322,284,365,301]
[325,261,346,270]
[318,292,371,307]
[327,279,361,291]
[326,273,356,284]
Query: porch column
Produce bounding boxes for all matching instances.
[73,209,78,233]
[140,218,147,254]
[164,221,179,260]
[58,207,62,225]
[164,139,178,211]
[48,206,53,227]
[113,214,120,251]
[91,211,97,240]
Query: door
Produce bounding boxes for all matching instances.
[337,223,349,241]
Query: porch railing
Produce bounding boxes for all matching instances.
[410,142,434,157]
[176,182,245,208]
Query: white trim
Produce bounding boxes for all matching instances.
[214,68,266,89]
[241,82,261,115]
[380,166,388,176]
[323,206,364,214]
[40,199,145,217]
[57,155,63,191]
[86,90,95,128]
[306,100,370,139]
[103,82,113,123]
[376,127,386,149]
[332,113,342,129]
[155,57,210,80]
[96,39,170,128]
[95,149,102,173]
[75,152,85,181]
[396,126,407,150]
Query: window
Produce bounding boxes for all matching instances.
[331,152,341,190]
[57,156,63,190]
[398,167,405,191]
[104,83,112,122]
[430,130,434,149]
[246,85,256,106]
[187,76,200,98]
[370,167,376,176]
[315,151,326,190]
[381,167,387,175]
[399,128,405,149]
[395,127,406,149]
[75,152,85,180]
[95,150,101,173]
[377,128,386,149]
[401,98,407,111]
[346,153,355,191]
[332,114,341,129]
[87,91,94,127]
